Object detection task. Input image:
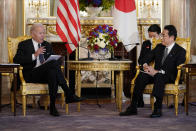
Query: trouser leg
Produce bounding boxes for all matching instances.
[131,73,153,108]
[152,73,168,109]
[47,68,58,107]
[55,63,73,97]
[30,60,61,106]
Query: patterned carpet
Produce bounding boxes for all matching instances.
[0,102,196,131]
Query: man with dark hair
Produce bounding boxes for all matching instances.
[137,24,161,107]
[120,25,186,117]
[14,23,84,116]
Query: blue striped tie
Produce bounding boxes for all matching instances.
[38,44,45,64]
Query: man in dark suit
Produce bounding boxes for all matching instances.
[137,24,161,107]
[120,25,186,118]
[14,23,84,116]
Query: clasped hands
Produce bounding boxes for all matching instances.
[143,63,158,76]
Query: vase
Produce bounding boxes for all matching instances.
[98,48,110,60]
[85,7,102,17]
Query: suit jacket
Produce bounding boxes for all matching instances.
[138,40,152,65]
[144,43,186,82]
[13,39,54,81]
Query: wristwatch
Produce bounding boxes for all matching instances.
[158,70,165,74]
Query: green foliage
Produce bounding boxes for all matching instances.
[102,0,114,11]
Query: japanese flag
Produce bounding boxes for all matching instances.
[113,0,139,52]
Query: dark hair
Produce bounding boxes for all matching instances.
[164,25,177,40]
[148,24,161,34]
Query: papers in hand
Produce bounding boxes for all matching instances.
[44,55,61,64]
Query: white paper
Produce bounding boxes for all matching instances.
[44,55,61,64]
[0,63,20,66]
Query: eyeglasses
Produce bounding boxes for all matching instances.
[159,33,169,39]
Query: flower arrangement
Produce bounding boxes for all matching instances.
[87,25,119,53]
[79,0,115,11]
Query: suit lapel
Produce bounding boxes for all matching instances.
[29,39,36,53]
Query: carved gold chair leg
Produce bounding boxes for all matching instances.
[167,95,170,107]
[44,95,50,110]
[11,92,14,113]
[174,94,178,116]
[22,95,26,116]
[65,104,69,115]
[61,93,65,108]
[150,94,154,111]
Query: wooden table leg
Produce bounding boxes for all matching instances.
[186,71,189,115]
[111,71,115,98]
[0,73,2,112]
[119,71,123,112]
[77,71,81,112]
[13,68,18,116]
[115,73,119,110]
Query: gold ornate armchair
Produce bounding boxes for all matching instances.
[131,37,191,116]
[8,36,69,116]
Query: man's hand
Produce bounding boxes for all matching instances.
[143,63,158,76]
[34,46,46,57]
[143,63,149,72]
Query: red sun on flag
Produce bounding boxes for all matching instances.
[115,0,136,13]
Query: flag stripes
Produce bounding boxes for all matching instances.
[56,0,81,54]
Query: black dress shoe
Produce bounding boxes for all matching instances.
[50,107,60,116]
[119,106,137,116]
[66,95,86,104]
[137,100,144,108]
[150,109,162,118]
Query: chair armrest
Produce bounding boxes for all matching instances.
[131,65,140,85]
[174,64,185,85]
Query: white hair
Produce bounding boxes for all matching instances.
[30,23,44,33]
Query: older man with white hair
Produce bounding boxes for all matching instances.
[14,23,84,116]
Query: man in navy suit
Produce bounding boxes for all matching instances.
[137,24,161,107]
[14,23,84,116]
[120,25,186,117]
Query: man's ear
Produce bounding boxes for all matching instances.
[170,35,175,41]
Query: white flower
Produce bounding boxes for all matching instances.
[98,40,106,48]
[95,33,106,48]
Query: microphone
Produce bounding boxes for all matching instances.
[124,43,140,46]
[78,46,94,60]
[65,43,93,60]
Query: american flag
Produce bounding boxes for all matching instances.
[56,0,81,54]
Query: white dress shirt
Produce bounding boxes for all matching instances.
[32,39,41,67]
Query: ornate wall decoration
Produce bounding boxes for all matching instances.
[24,0,50,34]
